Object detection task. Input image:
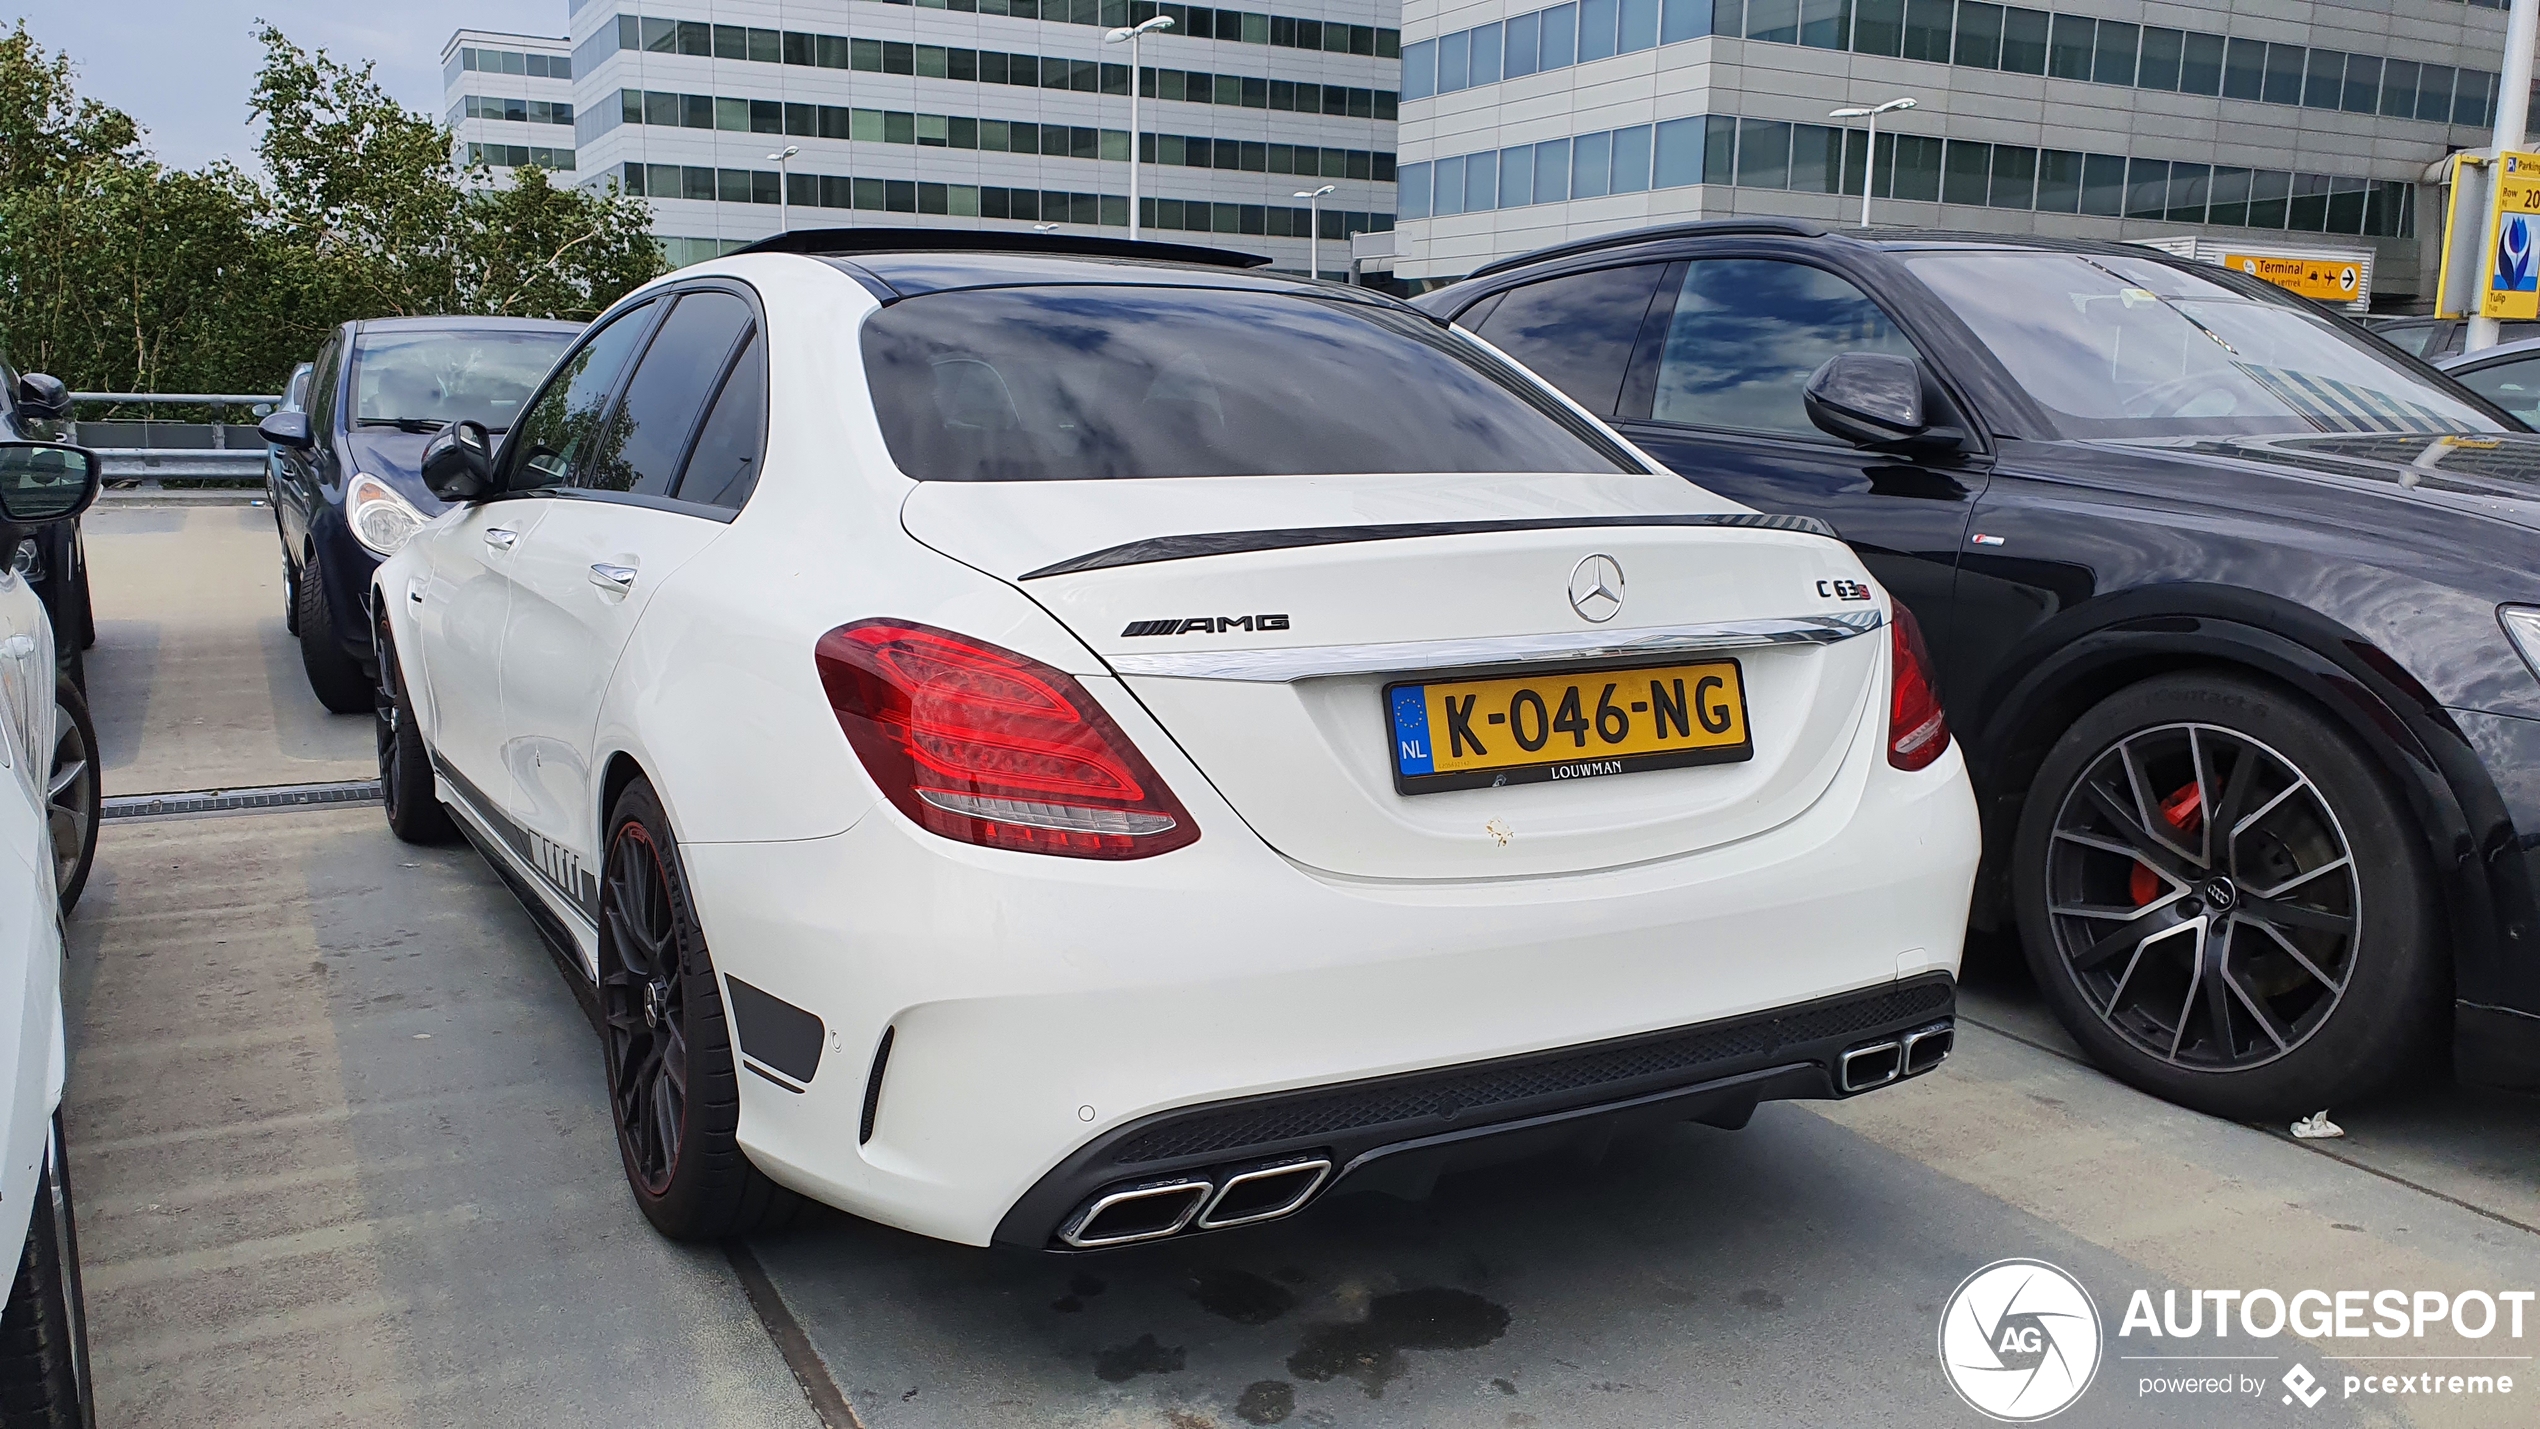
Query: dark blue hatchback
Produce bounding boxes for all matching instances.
[262,316,581,711]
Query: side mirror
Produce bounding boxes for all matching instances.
[421,420,498,501]
[0,442,99,527]
[1803,352,1963,452]
[13,373,68,421]
[258,409,314,449]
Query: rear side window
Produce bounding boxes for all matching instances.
[675,329,766,509]
[585,291,754,496]
[860,285,1634,481]
[1467,264,1667,416]
[2453,355,2540,427]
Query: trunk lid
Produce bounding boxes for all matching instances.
[903,474,1888,880]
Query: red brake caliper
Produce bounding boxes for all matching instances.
[2128,783,2205,905]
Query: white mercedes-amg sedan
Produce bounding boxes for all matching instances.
[375,233,1980,1251]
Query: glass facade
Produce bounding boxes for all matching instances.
[445,46,572,85]
[1399,115,2412,239]
[467,143,579,171]
[458,96,575,126]
[615,160,1391,239]
[1400,0,2501,130]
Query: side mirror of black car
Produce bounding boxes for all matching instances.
[0,441,99,527]
[1804,353,1967,453]
[13,373,68,421]
[421,420,499,501]
[258,409,314,449]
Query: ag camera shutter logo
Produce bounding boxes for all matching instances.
[1939,1259,2103,1421]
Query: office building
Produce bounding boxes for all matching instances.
[443,30,581,181]
[1388,0,2523,302]
[538,1,1402,273]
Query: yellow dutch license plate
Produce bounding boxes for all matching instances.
[1385,660,1753,795]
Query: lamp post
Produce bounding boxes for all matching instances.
[1104,15,1174,239]
[767,144,800,233]
[1295,184,1336,278]
[1827,98,1915,228]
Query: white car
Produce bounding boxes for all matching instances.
[376,234,1981,1251]
[0,438,98,1419]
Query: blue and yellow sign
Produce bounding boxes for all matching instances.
[2485,153,2540,321]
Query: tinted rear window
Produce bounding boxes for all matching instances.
[859,285,1636,481]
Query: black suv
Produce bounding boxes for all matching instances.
[1420,220,2540,1119]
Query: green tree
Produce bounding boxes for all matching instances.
[0,20,665,399]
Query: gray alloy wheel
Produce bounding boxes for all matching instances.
[2040,721,2360,1073]
[48,684,99,913]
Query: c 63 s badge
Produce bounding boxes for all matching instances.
[1122,614,1291,637]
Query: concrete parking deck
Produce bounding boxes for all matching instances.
[60,495,2540,1427]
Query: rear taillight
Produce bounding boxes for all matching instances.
[1887,602,1951,772]
[815,620,1199,860]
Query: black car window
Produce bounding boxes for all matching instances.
[1905,251,2504,437]
[503,302,656,492]
[861,285,1635,481]
[306,336,344,436]
[2374,324,2442,358]
[2453,355,2540,426]
[674,329,766,510]
[1467,265,1665,415]
[1650,259,1919,439]
[584,292,754,497]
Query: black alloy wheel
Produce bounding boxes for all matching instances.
[604,817,688,1199]
[373,608,453,845]
[2015,674,2440,1121]
[47,684,98,915]
[596,778,801,1240]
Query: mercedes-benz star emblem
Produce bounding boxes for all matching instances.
[1568,554,1625,623]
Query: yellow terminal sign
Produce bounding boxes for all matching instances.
[2223,252,2361,303]
[2484,152,2540,321]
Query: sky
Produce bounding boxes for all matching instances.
[14,2,567,172]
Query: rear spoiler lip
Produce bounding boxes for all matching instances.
[1016,511,1839,580]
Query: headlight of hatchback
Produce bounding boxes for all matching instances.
[2501,606,2540,682]
[345,473,428,557]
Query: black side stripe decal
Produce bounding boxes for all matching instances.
[1017,513,1840,580]
[430,752,603,925]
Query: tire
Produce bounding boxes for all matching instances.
[68,541,90,652]
[2014,673,2441,1121]
[372,607,454,845]
[0,1114,95,1429]
[280,555,299,638]
[295,550,373,714]
[598,778,801,1241]
[46,686,98,916]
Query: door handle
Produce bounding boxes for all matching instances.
[407,577,426,606]
[484,528,518,550]
[588,563,638,593]
[0,635,33,660]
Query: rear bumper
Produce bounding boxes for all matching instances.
[675,677,1980,1247]
[993,973,1956,1250]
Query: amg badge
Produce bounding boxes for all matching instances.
[1121,614,1291,637]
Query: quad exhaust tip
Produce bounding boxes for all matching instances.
[1839,1020,1954,1093]
[1058,1156,1334,1249]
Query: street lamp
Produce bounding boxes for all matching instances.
[1827,98,1914,228]
[1294,184,1336,278]
[767,145,800,233]
[1104,15,1173,239]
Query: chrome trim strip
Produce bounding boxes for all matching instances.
[1104,610,1884,682]
[1194,1159,1334,1230]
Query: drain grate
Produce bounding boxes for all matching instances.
[103,779,382,820]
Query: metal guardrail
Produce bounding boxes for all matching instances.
[61,392,282,481]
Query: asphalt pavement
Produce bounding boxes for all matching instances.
[57,492,2540,1428]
